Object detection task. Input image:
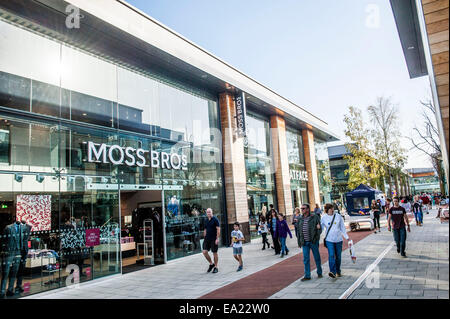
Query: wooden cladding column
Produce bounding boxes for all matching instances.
[270,115,293,220]
[302,129,321,208]
[219,93,250,242]
[421,0,449,188]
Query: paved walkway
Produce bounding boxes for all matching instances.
[25,211,448,299]
[270,212,448,299]
[26,235,304,299]
[349,212,449,299]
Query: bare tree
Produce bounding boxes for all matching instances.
[368,97,407,197]
[407,99,445,194]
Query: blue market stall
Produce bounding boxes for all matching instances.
[345,184,382,216]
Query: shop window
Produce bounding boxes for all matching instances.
[0,71,31,112]
[244,113,277,238]
[70,91,115,128]
[0,124,10,164]
[31,80,64,118]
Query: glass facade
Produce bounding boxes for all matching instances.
[314,139,332,205]
[0,18,223,297]
[0,8,334,299]
[286,128,309,210]
[244,112,277,238]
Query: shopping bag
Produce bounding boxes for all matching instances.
[349,240,356,263]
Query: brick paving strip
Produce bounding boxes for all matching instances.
[201,214,421,299]
[199,229,372,299]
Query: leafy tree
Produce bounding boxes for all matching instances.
[368,97,407,197]
[343,106,384,190]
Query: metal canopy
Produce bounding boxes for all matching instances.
[390,0,428,79]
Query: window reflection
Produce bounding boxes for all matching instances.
[0,71,31,112]
[244,113,277,238]
[286,128,309,209]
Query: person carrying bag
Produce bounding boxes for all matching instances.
[321,203,351,278]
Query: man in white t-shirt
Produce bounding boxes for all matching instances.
[380,196,386,214]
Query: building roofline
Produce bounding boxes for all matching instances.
[116,0,327,125]
[61,0,338,140]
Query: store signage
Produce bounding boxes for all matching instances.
[235,91,247,137]
[85,141,187,170]
[85,228,100,247]
[290,169,308,182]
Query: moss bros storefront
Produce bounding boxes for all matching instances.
[0,0,337,298]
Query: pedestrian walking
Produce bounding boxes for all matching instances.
[313,204,322,215]
[297,203,323,281]
[387,197,411,258]
[380,195,386,214]
[292,207,301,238]
[321,203,351,278]
[412,195,423,226]
[258,204,267,224]
[275,213,292,257]
[202,208,220,273]
[371,199,381,233]
[230,222,245,271]
[385,198,392,220]
[268,209,281,255]
[258,215,270,250]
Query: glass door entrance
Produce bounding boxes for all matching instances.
[120,189,164,274]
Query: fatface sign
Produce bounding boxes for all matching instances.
[290,169,308,182]
[235,91,247,137]
[85,141,187,170]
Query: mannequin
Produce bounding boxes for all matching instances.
[151,208,164,258]
[167,195,179,217]
[15,219,32,293]
[1,220,22,298]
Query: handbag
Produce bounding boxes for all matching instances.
[323,213,337,247]
[369,209,374,219]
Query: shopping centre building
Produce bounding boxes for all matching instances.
[0,0,337,297]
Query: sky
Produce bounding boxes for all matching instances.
[127,0,434,169]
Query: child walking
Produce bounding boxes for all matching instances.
[230,222,245,271]
[259,215,270,250]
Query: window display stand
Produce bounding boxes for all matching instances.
[142,219,154,265]
[40,255,59,287]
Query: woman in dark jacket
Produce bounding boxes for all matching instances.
[371,200,381,233]
[275,213,292,257]
[268,209,281,255]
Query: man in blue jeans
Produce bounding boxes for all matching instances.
[388,197,411,258]
[296,203,323,281]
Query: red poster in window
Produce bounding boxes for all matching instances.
[16,195,51,231]
[85,228,100,247]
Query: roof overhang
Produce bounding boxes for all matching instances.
[390,0,428,78]
[0,0,339,142]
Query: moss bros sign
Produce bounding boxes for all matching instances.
[85,141,187,170]
[235,91,247,138]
